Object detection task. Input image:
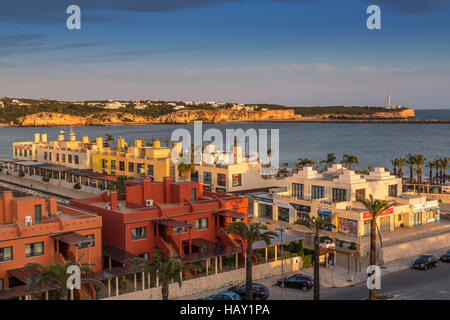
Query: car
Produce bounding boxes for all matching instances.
[277,274,313,291]
[202,291,242,300]
[440,250,450,262]
[227,283,269,300]
[412,254,439,270]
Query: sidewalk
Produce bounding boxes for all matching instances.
[0,173,94,199]
[301,245,450,288]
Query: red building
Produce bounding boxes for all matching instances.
[70,177,249,263]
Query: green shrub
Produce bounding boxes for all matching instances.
[302,254,314,269]
[74,183,81,189]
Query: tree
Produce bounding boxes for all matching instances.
[176,144,196,181]
[295,215,334,300]
[342,154,359,170]
[413,153,426,185]
[438,157,449,185]
[397,158,405,179]
[426,160,435,184]
[390,158,398,176]
[406,153,415,182]
[25,261,94,300]
[226,221,277,300]
[357,195,395,300]
[104,134,115,148]
[134,249,187,300]
[320,153,336,170]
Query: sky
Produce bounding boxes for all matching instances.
[0,0,449,108]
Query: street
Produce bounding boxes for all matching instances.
[177,261,450,300]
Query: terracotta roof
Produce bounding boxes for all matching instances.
[52,232,93,246]
[103,243,137,265]
[213,210,248,220]
[152,219,193,228]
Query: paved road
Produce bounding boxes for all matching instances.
[178,261,450,300]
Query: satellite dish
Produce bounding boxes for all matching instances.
[25,216,33,226]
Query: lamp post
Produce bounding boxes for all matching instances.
[275,226,288,300]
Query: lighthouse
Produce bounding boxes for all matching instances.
[387,93,391,109]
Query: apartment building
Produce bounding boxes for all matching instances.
[0,191,102,291]
[251,164,440,238]
[91,138,180,182]
[70,177,249,262]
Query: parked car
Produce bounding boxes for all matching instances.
[277,274,313,291]
[412,254,439,270]
[227,283,269,300]
[202,291,242,300]
[439,250,450,263]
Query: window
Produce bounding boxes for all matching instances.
[0,279,3,290]
[20,149,23,156]
[217,174,226,187]
[119,161,125,171]
[216,187,226,194]
[363,220,370,236]
[49,153,52,161]
[355,189,366,201]
[191,188,197,202]
[388,184,398,197]
[44,152,48,160]
[139,253,150,260]
[332,188,347,203]
[56,153,60,162]
[311,185,324,199]
[292,183,304,199]
[111,160,116,170]
[102,159,107,169]
[25,242,44,258]
[34,204,42,222]
[15,149,17,156]
[203,172,212,185]
[74,155,79,165]
[24,150,27,157]
[173,222,188,234]
[77,235,95,249]
[195,218,208,231]
[278,207,290,222]
[131,227,147,241]
[62,154,66,163]
[232,174,242,187]
[137,163,144,175]
[128,162,134,173]
[147,164,154,176]
[68,155,72,163]
[0,246,13,262]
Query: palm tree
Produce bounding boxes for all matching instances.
[397,158,405,180]
[25,261,94,300]
[426,160,435,184]
[390,158,398,176]
[320,153,336,170]
[226,221,277,300]
[134,249,187,300]
[438,157,449,185]
[413,153,426,185]
[104,134,115,148]
[295,215,334,300]
[357,195,395,300]
[342,154,359,170]
[406,153,415,182]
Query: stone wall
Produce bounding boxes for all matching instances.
[104,257,301,300]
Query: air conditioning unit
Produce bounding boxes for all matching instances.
[145,199,153,207]
[25,216,33,226]
[106,204,111,210]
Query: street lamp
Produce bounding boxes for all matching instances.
[275,226,288,300]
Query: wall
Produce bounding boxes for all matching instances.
[104,256,301,300]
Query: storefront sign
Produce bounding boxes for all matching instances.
[362,207,393,219]
[317,209,332,216]
[425,200,438,209]
[412,203,424,212]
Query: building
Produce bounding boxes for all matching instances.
[252,164,440,239]
[192,144,286,194]
[0,191,103,291]
[14,132,104,170]
[70,177,249,263]
[92,138,180,182]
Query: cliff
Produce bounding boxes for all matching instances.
[15,109,296,127]
[307,108,415,120]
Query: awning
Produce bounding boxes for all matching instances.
[103,243,137,265]
[181,241,243,264]
[8,267,41,284]
[152,219,193,229]
[52,232,93,246]
[252,230,302,250]
[213,211,248,220]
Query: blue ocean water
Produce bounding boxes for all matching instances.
[1,109,448,171]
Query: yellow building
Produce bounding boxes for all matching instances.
[91,138,180,182]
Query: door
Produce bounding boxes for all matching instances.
[34,204,42,222]
[191,188,197,202]
[380,216,390,233]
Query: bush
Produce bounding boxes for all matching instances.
[42,176,50,182]
[74,183,81,189]
[302,254,314,269]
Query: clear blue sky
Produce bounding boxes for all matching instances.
[0,0,449,108]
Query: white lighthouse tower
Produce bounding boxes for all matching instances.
[387,93,391,109]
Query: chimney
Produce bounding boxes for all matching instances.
[163,177,171,203]
[48,197,57,216]
[134,139,143,148]
[41,134,48,143]
[34,133,40,143]
[110,191,118,210]
[82,136,89,144]
[153,140,161,148]
[2,190,13,224]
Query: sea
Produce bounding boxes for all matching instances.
[1,109,448,171]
